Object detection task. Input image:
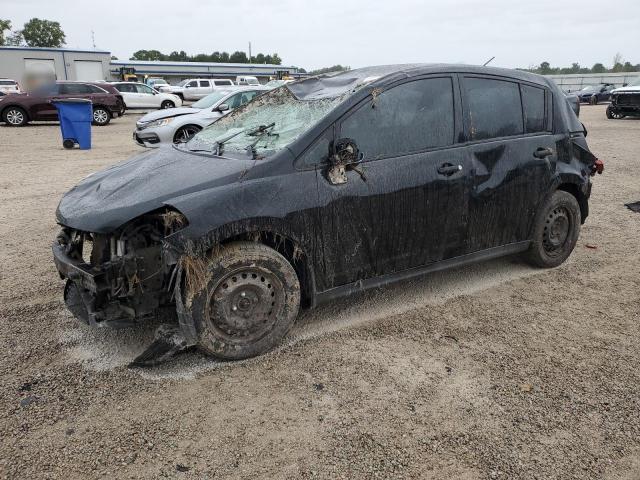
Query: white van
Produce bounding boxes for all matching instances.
[0,78,21,94]
[236,76,261,86]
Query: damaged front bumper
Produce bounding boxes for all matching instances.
[52,220,177,329]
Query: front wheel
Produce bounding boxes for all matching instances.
[524,190,581,268]
[173,125,201,143]
[589,95,598,105]
[3,106,28,126]
[188,242,301,360]
[92,107,111,126]
[160,100,175,109]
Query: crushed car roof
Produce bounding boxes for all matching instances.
[287,63,551,100]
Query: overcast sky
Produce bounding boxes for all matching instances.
[3,0,640,70]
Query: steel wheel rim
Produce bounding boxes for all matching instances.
[175,126,199,143]
[93,109,108,123]
[543,206,571,256]
[205,266,285,345]
[161,101,173,109]
[7,109,23,125]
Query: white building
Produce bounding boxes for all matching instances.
[0,46,302,85]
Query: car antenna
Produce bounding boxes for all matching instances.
[483,56,496,66]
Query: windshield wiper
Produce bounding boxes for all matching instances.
[245,123,278,159]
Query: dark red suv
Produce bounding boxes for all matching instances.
[0,81,125,127]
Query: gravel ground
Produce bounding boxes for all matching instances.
[0,106,639,479]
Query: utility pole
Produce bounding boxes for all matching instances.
[248,42,252,63]
[91,30,96,49]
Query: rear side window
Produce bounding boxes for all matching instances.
[61,83,91,94]
[214,80,231,86]
[200,80,210,87]
[87,84,106,93]
[521,84,546,133]
[464,77,523,140]
[340,77,455,160]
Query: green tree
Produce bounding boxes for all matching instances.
[130,49,165,61]
[21,18,66,47]
[0,19,11,45]
[229,51,248,63]
[622,61,636,72]
[591,63,606,73]
[538,61,552,74]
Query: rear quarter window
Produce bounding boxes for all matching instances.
[521,84,547,133]
[464,77,524,141]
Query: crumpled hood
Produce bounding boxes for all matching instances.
[138,107,201,124]
[56,146,250,233]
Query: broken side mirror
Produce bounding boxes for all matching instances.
[326,138,363,185]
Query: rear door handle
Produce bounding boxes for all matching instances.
[437,163,463,176]
[533,147,554,159]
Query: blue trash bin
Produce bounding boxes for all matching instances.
[52,98,93,150]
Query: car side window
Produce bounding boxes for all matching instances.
[521,84,546,133]
[61,83,91,94]
[87,84,105,93]
[239,91,258,105]
[136,84,154,94]
[339,77,455,161]
[226,93,244,109]
[187,81,198,87]
[464,77,523,140]
[117,84,135,93]
[299,129,332,167]
[200,80,210,87]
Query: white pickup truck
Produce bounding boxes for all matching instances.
[165,78,235,101]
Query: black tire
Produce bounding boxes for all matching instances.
[188,241,301,360]
[606,107,625,119]
[92,106,111,126]
[63,139,75,149]
[524,190,581,268]
[2,106,28,126]
[160,100,175,109]
[173,124,201,143]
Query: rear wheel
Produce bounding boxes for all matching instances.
[92,107,111,126]
[524,190,581,268]
[188,242,301,360]
[160,100,175,109]
[3,106,28,126]
[173,124,201,143]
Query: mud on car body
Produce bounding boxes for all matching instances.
[53,64,603,364]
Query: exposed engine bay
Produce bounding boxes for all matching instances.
[53,209,186,328]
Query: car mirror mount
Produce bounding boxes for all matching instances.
[326,138,362,185]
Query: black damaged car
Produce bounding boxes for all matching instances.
[53,64,604,364]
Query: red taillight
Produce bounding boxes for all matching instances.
[591,159,604,176]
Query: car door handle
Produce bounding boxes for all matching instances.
[437,163,463,176]
[533,147,554,159]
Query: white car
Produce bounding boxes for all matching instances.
[166,78,236,101]
[112,82,182,109]
[0,78,20,94]
[133,87,268,147]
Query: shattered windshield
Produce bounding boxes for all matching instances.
[186,87,344,159]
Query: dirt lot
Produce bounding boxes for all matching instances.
[0,106,639,479]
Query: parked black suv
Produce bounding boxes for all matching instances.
[53,65,602,363]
